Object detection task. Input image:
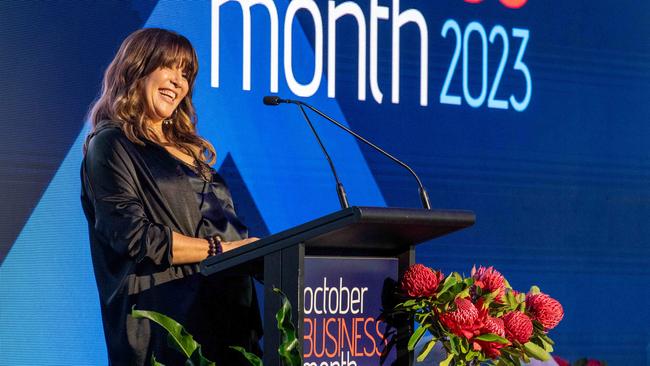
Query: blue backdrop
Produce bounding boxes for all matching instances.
[0,1,648,364]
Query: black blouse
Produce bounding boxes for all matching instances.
[80,121,261,366]
[178,161,248,241]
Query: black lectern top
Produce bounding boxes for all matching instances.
[200,206,475,277]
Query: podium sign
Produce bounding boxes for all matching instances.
[303,257,398,366]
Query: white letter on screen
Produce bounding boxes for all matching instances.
[370,0,389,103]
[284,0,323,97]
[211,0,279,92]
[328,1,367,101]
[392,0,429,106]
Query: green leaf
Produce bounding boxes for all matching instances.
[132,308,200,359]
[437,275,459,296]
[188,347,216,366]
[416,339,437,362]
[501,355,518,366]
[474,333,509,344]
[398,299,418,308]
[408,325,427,351]
[273,288,302,366]
[516,292,526,303]
[528,286,541,295]
[437,292,453,304]
[542,340,554,353]
[449,336,459,354]
[524,341,550,361]
[456,286,471,299]
[465,351,475,361]
[459,337,469,353]
[150,354,165,366]
[504,290,517,308]
[186,346,216,366]
[231,346,263,366]
[537,332,555,345]
[503,278,512,290]
[439,352,454,366]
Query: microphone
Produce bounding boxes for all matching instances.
[263,96,349,209]
[263,95,432,210]
[263,95,296,106]
[262,95,283,105]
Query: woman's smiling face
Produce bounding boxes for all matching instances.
[142,65,189,124]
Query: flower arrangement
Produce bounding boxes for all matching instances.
[394,264,564,366]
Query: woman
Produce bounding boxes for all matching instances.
[80,28,261,365]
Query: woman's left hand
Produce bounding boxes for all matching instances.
[221,237,259,253]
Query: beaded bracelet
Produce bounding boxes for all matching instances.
[206,235,224,257]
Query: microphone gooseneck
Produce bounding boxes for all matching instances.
[263,95,349,209]
[262,95,432,210]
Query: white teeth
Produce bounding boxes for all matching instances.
[160,89,176,100]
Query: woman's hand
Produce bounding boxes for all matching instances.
[171,233,259,265]
[221,237,259,253]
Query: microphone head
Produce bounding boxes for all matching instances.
[263,95,281,106]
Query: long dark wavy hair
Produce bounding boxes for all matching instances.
[85,28,216,165]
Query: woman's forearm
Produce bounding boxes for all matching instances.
[170,231,259,265]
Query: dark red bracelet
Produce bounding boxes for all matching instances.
[206,235,223,257]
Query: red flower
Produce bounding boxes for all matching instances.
[483,316,506,337]
[526,293,564,330]
[439,298,485,339]
[473,316,509,358]
[400,264,444,298]
[472,266,506,302]
[503,311,533,343]
[473,339,507,358]
[552,356,570,366]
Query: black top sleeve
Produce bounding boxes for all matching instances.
[83,129,172,267]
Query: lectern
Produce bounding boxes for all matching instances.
[201,206,475,366]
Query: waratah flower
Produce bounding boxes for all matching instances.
[473,316,509,358]
[503,311,533,343]
[483,316,506,337]
[472,266,506,302]
[526,292,564,330]
[552,356,570,366]
[439,297,485,339]
[400,264,444,298]
[473,338,507,358]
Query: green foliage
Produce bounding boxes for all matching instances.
[416,339,437,362]
[133,287,302,366]
[273,288,302,366]
[150,355,165,366]
[474,334,509,344]
[230,346,263,366]
[408,325,427,351]
[131,308,215,366]
[439,352,454,366]
[523,341,550,361]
